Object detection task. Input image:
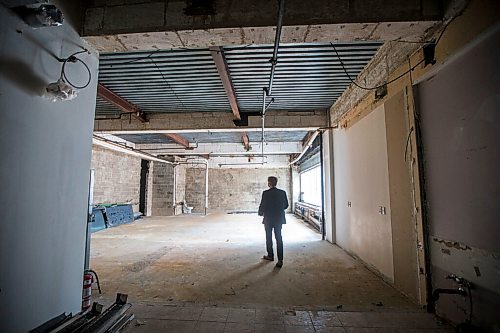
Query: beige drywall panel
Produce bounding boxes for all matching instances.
[385,90,419,299]
[334,105,394,281]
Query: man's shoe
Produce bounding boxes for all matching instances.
[263,255,274,261]
[276,260,283,268]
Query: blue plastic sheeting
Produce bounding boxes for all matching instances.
[91,208,106,233]
[104,204,134,227]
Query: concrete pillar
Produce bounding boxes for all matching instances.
[151,162,175,216]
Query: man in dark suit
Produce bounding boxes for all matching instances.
[258,176,289,268]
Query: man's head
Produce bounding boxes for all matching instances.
[268,176,278,188]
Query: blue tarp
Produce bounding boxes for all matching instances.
[90,207,106,233]
[90,204,135,233]
[105,204,134,227]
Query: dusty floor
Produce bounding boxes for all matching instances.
[90,213,412,310]
[89,213,453,332]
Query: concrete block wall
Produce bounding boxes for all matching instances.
[185,168,206,213]
[91,145,141,211]
[151,161,174,216]
[185,167,291,213]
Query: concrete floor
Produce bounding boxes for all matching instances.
[89,213,452,332]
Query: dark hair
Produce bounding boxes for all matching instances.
[268,176,278,187]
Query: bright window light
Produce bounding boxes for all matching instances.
[300,166,322,207]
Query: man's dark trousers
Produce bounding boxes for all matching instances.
[265,223,283,260]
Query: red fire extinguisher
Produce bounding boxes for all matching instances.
[82,272,94,310]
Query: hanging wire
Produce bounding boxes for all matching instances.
[110,49,162,66]
[331,8,464,92]
[103,46,208,67]
[148,57,187,110]
[60,50,92,89]
[330,42,425,91]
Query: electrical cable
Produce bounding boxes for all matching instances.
[148,57,187,110]
[330,42,424,91]
[404,126,415,162]
[330,9,463,92]
[109,49,161,66]
[60,50,92,89]
[105,47,198,67]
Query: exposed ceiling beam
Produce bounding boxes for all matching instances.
[94,111,326,132]
[209,46,241,120]
[241,132,250,151]
[97,83,147,122]
[164,133,190,148]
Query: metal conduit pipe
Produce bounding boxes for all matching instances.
[289,130,320,165]
[173,165,177,212]
[178,158,209,215]
[268,0,286,96]
[205,161,208,215]
[261,0,285,164]
[93,135,174,164]
[261,89,266,163]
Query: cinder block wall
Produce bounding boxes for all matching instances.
[151,162,174,215]
[91,146,141,211]
[185,167,291,213]
[185,168,206,213]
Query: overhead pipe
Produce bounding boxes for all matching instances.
[289,130,320,165]
[92,135,173,164]
[261,89,266,163]
[261,0,285,164]
[218,161,268,167]
[173,165,177,213]
[268,0,285,96]
[177,158,209,215]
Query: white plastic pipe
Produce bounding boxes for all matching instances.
[92,135,173,164]
[289,130,320,165]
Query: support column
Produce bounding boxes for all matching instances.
[151,162,175,216]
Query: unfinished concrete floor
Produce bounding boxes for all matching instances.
[90,213,452,332]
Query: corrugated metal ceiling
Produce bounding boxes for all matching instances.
[96,42,381,117]
[115,130,309,144]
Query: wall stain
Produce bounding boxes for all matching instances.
[433,237,471,251]
[441,248,451,255]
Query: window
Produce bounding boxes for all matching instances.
[300,166,322,207]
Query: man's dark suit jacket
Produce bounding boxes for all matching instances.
[258,187,289,226]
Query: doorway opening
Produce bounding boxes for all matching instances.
[139,159,149,215]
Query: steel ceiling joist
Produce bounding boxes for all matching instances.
[97,84,147,122]
[164,133,190,148]
[209,46,241,120]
